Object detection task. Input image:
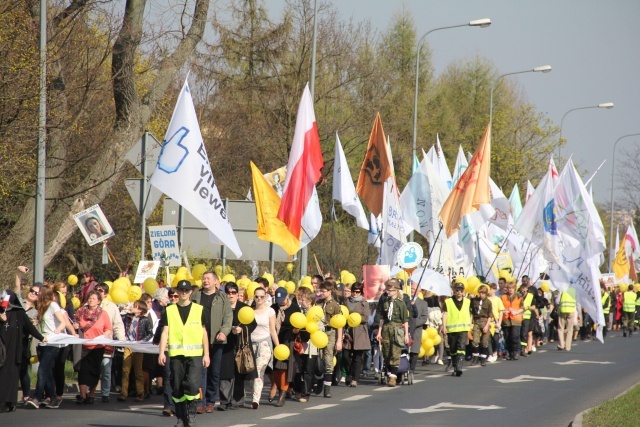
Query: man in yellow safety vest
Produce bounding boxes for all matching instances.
[622,285,637,338]
[159,280,210,427]
[557,287,577,351]
[441,282,472,377]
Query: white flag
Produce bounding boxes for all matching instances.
[525,180,535,203]
[426,135,453,190]
[333,134,368,229]
[452,144,468,188]
[150,78,242,257]
[509,183,523,220]
[368,212,381,248]
[300,187,322,249]
[379,178,408,267]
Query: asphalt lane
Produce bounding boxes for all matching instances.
[3,331,639,427]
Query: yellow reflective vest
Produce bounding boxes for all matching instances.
[623,291,637,313]
[167,303,204,357]
[523,293,535,320]
[602,292,610,315]
[445,298,471,333]
[559,289,577,314]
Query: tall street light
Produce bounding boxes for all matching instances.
[411,18,491,164]
[489,65,552,129]
[608,133,640,271]
[558,102,614,156]
[410,18,490,242]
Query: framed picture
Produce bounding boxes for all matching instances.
[73,204,115,246]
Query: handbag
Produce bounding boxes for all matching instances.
[235,328,255,375]
[293,334,304,355]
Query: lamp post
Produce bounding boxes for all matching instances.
[411,18,491,167]
[608,133,640,271]
[410,18,490,242]
[558,103,614,157]
[489,65,552,129]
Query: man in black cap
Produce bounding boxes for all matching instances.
[441,282,472,376]
[159,280,210,427]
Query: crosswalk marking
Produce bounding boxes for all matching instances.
[342,395,371,401]
[262,413,300,420]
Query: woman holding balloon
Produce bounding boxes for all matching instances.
[344,282,370,387]
[271,287,302,407]
[248,286,279,409]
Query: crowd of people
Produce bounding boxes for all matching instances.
[1,265,636,427]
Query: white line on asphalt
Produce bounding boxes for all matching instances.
[373,386,400,391]
[412,379,425,384]
[130,404,163,410]
[424,374,447,378]
[262,413,300,420]
[226,424,257,427]
[342,395,371,401]
[306,404,339,410]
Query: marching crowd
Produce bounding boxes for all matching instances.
[1,265,637,427]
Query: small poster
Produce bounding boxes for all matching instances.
[148,225,181,267]
[600,273,616,289]
[362,264,390,302]
[133,260,161,284]
[73,205,115,246]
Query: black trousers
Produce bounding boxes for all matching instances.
[447,332,468,358]
[170,355,202,401]
[503,325,521,357]
[349,350,364,380]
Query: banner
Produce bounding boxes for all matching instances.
[148,225,181,267]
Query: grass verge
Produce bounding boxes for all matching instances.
[583,384,640,427]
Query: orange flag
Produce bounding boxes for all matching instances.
[356,113,393,217]
[440,123,492,238]
[251,161,300,255]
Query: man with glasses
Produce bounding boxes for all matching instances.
[375,279,409,387]
[441,282,472,377]
[317,280,342,397]
[95,283,125,402]
[191,271,232,414]
[159,280,210,427]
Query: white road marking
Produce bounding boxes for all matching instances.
[306,404,339,410]
[342,395,371,401]
[262,413,300,420]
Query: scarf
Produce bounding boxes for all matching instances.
[75,305,103,332]
[349,295,363,303]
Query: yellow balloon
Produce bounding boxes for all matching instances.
[330,314,347,329]
[172,272,188,287]
[143,278,159,295]
[306,306,324,323]
[105,294,113,303]
[111,278,129,294]
[277,280,287,289]
[305,321,319,334]
[57,292,66,310]
[247,282,259,298]
[635,284,640,292]
[340,270,349,283]
[274,344,290,361]
[426,346,435,357]
[238,306,255,325]
[426,327,438,339]
[194,280,202,287]
[422,337,434,350]
[262,273,274,286]
[67,274,78,286]
[237,277,250,288]
[418,293,424,300]
[347,312,362,327]
[540,281,551,292]
[290,312,307,329]
[455,276,467,286]
[222,274,236,283]
[344,273,357,285]
[214,265,223,277]
[301,276,312,286]
[619,283,628,292]
[285,281,296,294]
[395,270,409,282]
[340,305,349,317]
[71,297,81,310]
[286,263,294,273]
[113,276,131,290]
[432,334,442,346]
[310,331,329,349]
[192,264,207,281]
[333,356,337,367]
[418,346,426,358]
[177,266,189,276]
[466,276,480,293]
[111,288,128,305]
[128,286,142,302]
[300,283,314,292]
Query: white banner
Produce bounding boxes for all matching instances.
[43,334,159,354]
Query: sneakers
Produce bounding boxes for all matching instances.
[45,398,62,409]
[26,399,40,409]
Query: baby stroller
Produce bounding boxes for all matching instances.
[398,348,413,385]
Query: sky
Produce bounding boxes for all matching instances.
[266,0,640,204]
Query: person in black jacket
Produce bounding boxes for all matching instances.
[271,287,301,407]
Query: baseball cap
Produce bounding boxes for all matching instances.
[275,287,288,303]
[453,282,465,291]
[175,280,192,291]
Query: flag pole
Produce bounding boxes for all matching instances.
[485,228,514,275]
[515,241,533,279]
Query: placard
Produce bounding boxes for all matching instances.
[133,260,161,284]
[148,225,181,267]
[73,205,115,246]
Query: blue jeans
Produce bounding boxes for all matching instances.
[100,357,112,398]
[362,349,372,374]
[203,344,223,405]
[33,346,60,401]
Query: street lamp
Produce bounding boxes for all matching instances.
[558,103,614,155]
[410,18,491,242]
[489,65,552,128]
[608,133,640,272]
[411,18,491,164]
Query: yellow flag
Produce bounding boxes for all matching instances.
[356,113,393,217]
[613,238,630,280]
[250,162,300,255]
[440,123,492,238]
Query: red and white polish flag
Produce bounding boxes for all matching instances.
[277,84,324,240]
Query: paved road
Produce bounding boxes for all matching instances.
[3,331,639,427]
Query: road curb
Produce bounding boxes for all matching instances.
[570,382,639,426]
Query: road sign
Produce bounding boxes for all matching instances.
[495,375,571,384]
[125,179,162,219]
[397,242,423,269]
[126,133,162,178]
[402,402,504,414]
[554,360,615,366]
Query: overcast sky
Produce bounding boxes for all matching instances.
[267,0,640,204]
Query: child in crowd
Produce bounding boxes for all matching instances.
[118,300,153,402]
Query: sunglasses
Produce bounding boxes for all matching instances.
[254,295,266,299]
[226,291,238,295]
[30,289,40,295]
[352,290,362,294]
[169,294,178,299]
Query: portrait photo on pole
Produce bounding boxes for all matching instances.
[73,204,115,246]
